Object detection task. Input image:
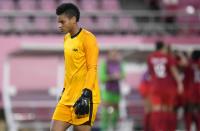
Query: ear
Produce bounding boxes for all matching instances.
[71,16,76,24]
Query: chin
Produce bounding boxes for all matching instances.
[62,30,68,34]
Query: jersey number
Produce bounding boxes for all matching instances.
[154,63,166,78]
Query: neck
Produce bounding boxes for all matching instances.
[70,24,80,36]
[158,50,166,54]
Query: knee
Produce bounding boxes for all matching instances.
[50,127,55,131]
[50,124,57,131]
[152,105,162,111]
[50,122,58,131]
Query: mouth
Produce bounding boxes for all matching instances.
[59,28,63,32]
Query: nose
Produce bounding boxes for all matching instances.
[58,23,62,29]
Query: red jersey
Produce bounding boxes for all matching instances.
[182,65,192,90]
[148,52,176,89]
[186,61,200,102]
[188,61,200,89]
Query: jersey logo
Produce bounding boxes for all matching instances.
[72,48,78,52]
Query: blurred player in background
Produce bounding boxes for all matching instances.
[148,41,183,131]
[50,3,101,131]
[139,70,152,131]
[184,50,200,131]
[167,45,188,130]
[99,49,125,131]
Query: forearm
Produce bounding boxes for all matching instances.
[84,66,97,90]
[170,66,181,84]
[83,33,99,90]
[99,61,108,83]
[179,54,188,67]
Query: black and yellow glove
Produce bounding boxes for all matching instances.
[73,88,92,115]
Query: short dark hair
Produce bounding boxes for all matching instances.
[191,50,200,61]
[155,40,164,51]
[56,3,80,22]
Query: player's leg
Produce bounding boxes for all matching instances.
[185,87,196,131]
[144,95,151,131]
[150,90,163,131]
[51,103,73,131]
[74,124,91,131]
[101,88,120,131]
[151,105,163,131]
[163,105,176,131]
[139,83,151,131]
[110,103,119,129]
[50,120,71,131]
[165,88,177,131]
[185,102,195,131]
[197,87,200,130]
[101,102,110,131]
[197,104,200,131]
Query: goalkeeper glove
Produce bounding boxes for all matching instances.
[73,88,92,115]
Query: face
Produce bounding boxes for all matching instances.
[162,44,168,54]
[167,45,172,54]
[57,14,76,34]
[108,50,119,61]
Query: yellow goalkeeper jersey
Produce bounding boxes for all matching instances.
[60,28,101,105]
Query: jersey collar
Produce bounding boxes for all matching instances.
[71,28,82,39]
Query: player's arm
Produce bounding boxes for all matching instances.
[83,33,99,90]
[176,51,188,67]
[73,33,99,115]
[120,62,126,79]
[170,65,183,94]
[99,61,109,83]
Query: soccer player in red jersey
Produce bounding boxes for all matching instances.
[184,50,200,131]
[168,47,188,131]
[139,71,152,131]
[197,59,200,131]
[148,41,183,131]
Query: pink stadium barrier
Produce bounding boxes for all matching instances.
[40,0,57,11]
[81,0,99,11]
[0,0,15,10]
[118,17,137,32]
[96,17,114,31]
[10,57,58,88]
[59,0,78,6]
[0,18,11,31]
[102,0,120,11]
[34,18,51,32]
[14,17,31,32]
[79,17,94,31]
[18,0,36,10]
[125,73,143,89]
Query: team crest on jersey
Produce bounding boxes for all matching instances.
[72,48,78,52]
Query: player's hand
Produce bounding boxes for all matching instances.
[110,72,121,80]
[73,88,92,115]
[178,82,184,94]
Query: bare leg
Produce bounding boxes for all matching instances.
[50,120,71,131]
[74,125,91,131]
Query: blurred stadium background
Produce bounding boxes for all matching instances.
[1,0,200,130]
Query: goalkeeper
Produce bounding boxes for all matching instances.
[100,50,125,131]
[51,3,101,131]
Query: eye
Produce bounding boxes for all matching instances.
[58,20,64,24]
